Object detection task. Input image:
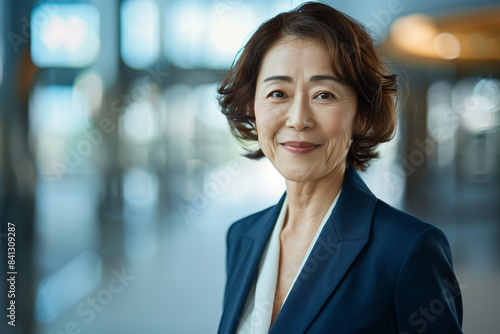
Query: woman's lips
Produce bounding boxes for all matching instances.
[281,142,320,154]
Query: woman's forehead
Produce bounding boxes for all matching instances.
[258,37,335,76]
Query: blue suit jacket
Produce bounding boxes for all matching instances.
[218,166,463,334]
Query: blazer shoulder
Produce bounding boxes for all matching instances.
[374,199,443,238]
[226,204,276,241]
[371,199,453,261]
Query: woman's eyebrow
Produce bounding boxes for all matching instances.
[262,75,343,84]
[309,75,343,84]
[263,75,292,83]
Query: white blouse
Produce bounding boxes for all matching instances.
[236,191,341,334]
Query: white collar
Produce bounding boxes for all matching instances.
[236,190,341,334]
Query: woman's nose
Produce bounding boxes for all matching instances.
[285,94,315,131]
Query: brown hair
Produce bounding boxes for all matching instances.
[217,1,398,171]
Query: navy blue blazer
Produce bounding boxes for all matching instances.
[218,166,463,334]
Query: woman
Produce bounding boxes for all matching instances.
[217,2,463,333]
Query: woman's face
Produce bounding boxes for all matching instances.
[254,36,358,182]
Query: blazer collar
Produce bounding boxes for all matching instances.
[270,165,377,333]
[245,165,377,241]
[219,196,285,334]
[220,166,377,334]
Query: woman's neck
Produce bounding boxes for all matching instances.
[282,164,345,236]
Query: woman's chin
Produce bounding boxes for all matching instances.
[274,161,346,184]
[275,168,318,183]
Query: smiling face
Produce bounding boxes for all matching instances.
[254,36,358,182]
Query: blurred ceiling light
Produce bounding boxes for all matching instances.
[74,71,104,116]
[123,167,159,207]
[30,85,89,137]
[427,81,457,142]
[390,14,437,58]
[474,78,500,111]
[427,81,457,167]
[454,78,500,132]
[163,1,206,68]
[385,8,500,62]
[434,33,461,59]
[207,5,260,68]
[120,0,160,69]
[123,100,158,143]
[35,134,66,177]
[164,1,262,69]
[31,4,100,67]
[177,3,204,44]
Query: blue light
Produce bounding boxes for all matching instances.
[120,0,161,69]
[163,1,262,69]
[31,4,100,68]
[30,85,89,137]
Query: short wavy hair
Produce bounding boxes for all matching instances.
[217,1,398,171]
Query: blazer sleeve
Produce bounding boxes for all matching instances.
[395,226,463,334]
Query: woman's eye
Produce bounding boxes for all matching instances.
[316,92,334,100]
[269,91,285,98]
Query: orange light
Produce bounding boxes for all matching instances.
[391,14,438,58]
[434,33,461,59]
[386,8,500,62]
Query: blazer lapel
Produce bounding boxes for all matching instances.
[219,194,286,334]
[269,166,378,333]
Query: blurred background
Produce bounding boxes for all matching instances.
[0,0,499,333]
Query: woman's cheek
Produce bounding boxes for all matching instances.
[326,109,355,139]
[321,116,344,138]
[256,105,280,133]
